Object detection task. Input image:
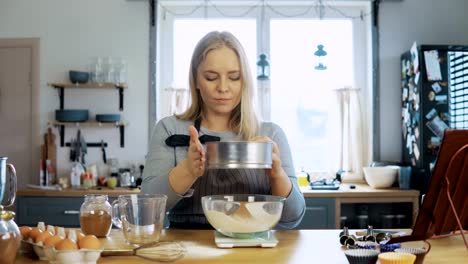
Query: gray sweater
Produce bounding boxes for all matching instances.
[142,115,305,229]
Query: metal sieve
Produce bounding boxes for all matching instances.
[205,141,272,169]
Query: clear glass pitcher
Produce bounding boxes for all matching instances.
[0,157,17,207]
[112,194,167,245]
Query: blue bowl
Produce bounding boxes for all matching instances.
[55,109,89,122]
[69,70,89,83]
[96,114,121,123]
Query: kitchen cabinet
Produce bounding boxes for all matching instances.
[298,184,420,229]
[15,188,139,227]
[294,198,335,229]
[47,82,128,147]
[17,196,96,227]
[16,185,419,230]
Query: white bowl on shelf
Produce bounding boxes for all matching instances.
[363,166,399,189]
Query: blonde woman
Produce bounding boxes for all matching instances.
[142,31,305,229]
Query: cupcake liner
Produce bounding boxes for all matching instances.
[378,252,417,264]
[395,248,427,264]
[344,249,380,264]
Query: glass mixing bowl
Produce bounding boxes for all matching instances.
[201,194,285,238]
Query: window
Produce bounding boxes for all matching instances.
[270,19,353,171]
[449,51,468,128]
[156,1,373,175]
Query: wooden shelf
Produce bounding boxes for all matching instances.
[47,82,128,148]
[47,82,128,89]
[48,82,126,110]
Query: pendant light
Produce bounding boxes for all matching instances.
[257,1,270,80]
[314,44,327,70]
[257,54,270,80]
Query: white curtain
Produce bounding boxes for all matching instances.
[327,87,369,182]
[257,80,271,121]
[162,87,189,117]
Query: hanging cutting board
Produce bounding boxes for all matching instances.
[46,127,57,172]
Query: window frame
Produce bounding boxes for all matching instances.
[153,0,374,170]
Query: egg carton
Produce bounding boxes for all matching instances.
[44,247,102,264]
[21,240,102,264]
[21,240,49,260]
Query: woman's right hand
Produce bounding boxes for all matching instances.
[185,125,206,178]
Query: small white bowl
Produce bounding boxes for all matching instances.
[363,166,399,189]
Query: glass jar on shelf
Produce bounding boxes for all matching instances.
[114,57,127,85]
[79,194,112,237]
[90,56,104,84]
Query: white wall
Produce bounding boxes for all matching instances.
[379,0,468,161]
[0,0,149,180]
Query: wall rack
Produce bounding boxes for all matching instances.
[49,121,127,147]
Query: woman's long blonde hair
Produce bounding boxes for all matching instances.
[176,31,260,139]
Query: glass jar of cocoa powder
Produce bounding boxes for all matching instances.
[79,194,112,237]
[0,206,21,264]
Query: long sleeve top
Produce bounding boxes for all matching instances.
[142,115,305,229]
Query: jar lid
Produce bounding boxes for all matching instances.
[0,206,15,221]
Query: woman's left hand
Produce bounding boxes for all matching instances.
[250,136,286,180]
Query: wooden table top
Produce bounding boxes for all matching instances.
[15,229,467,264]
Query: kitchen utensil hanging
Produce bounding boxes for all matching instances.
[101,140,107,163]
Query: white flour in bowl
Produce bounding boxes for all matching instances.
[205,207,280,233]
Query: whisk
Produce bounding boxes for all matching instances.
[102,241,186,262]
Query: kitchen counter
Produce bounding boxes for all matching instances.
[16,187,140,197]
[301,183,420,198]
[15,229,468,263]
[17,183,417,198]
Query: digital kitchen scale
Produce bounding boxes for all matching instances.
[214,231,278,248]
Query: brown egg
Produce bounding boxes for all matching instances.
[55,238,78,251]
[29,228,43,241]
[19,226,32,240]
[76,231,85,242]
[44,235,63,247]
[78,235,101,250]
[35,231,53,244]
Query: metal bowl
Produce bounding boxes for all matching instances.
[206,141,272,169]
